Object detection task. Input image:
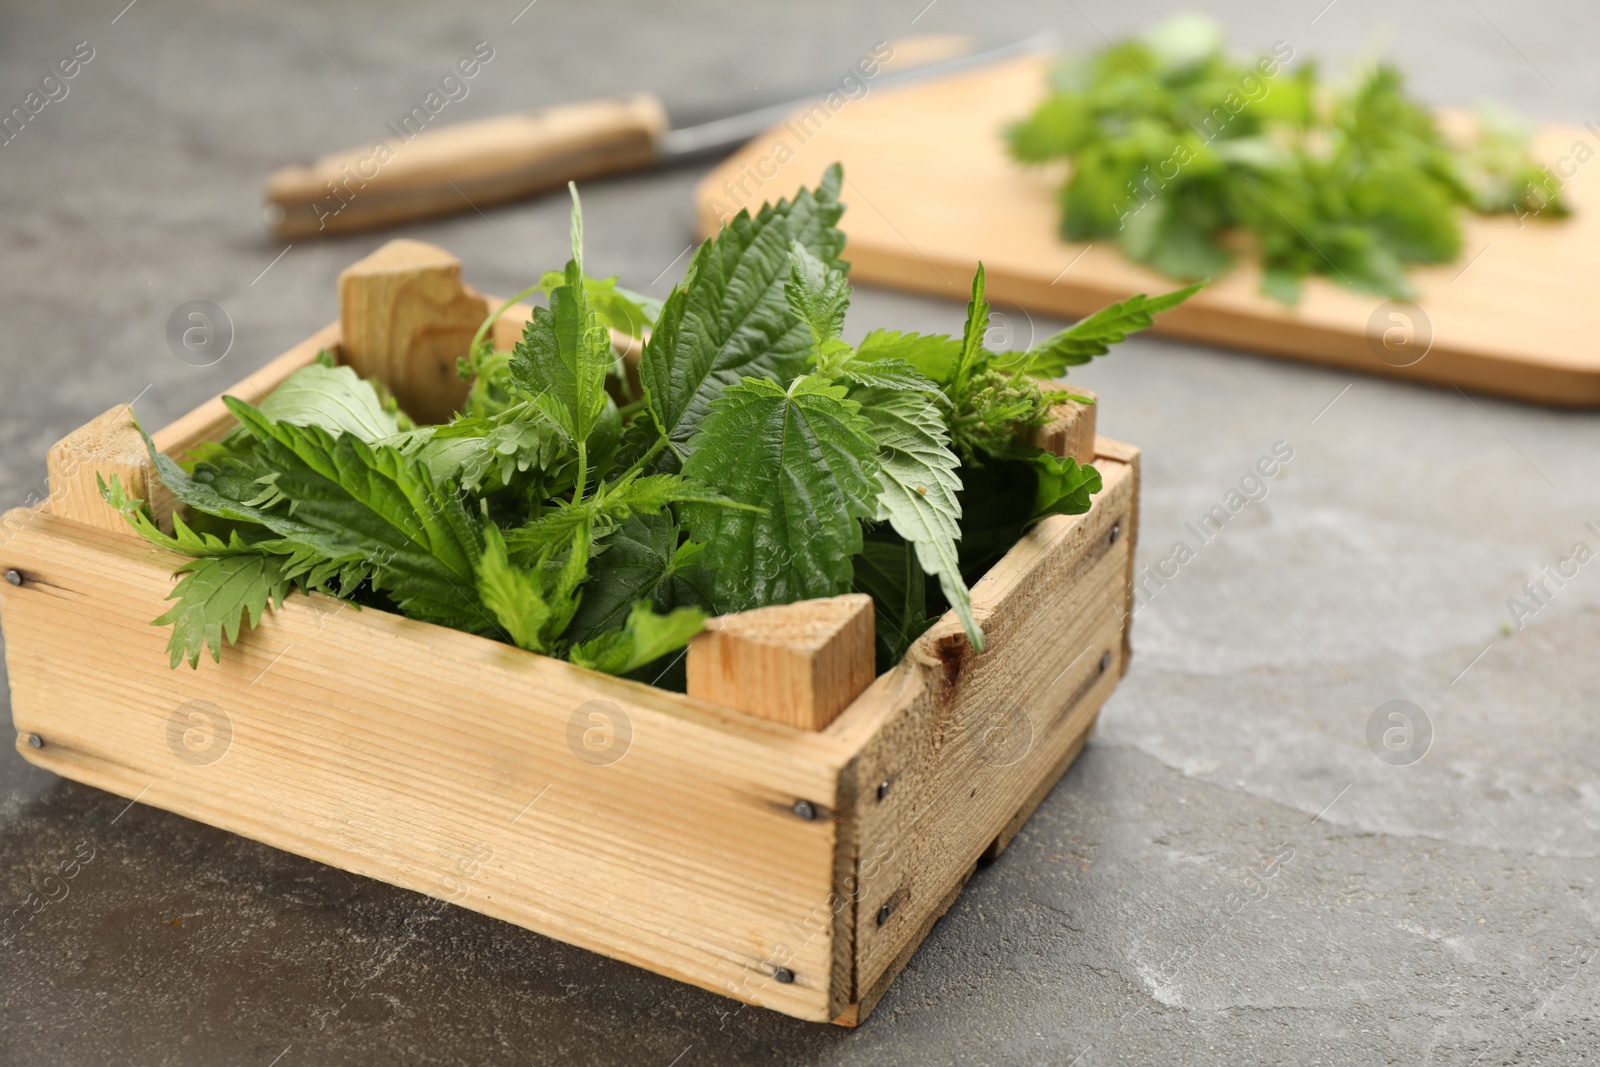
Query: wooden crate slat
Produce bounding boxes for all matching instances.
[830,454,1136,1017]
[0,512,853,1021]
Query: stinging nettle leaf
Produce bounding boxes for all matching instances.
[950,264,991,396]
[568,600,707,676]
[1018,283,1202,377]
[680,375,880,611]
[155,554,295,669]
[509,186,611,446]
[476,524,556,653]
[855,329,964,386]
[252,362,401,442]
[785,241,850,355]
[1030,450,1104,521]
[640,165,848,453]
[853,387,982,651]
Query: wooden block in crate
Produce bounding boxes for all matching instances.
[0,240,1137,1024]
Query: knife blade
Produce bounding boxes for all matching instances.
[263,31,1054,241]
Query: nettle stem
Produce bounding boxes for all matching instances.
[572,441,589,505]
[469,284,547,362]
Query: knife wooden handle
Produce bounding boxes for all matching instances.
[265,92,668,239]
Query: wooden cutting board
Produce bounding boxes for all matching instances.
[694,53,1600,407]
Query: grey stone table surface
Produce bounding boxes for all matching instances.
[2,0,1597,1063]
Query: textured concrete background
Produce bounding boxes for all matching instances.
[2,1,1598,1064]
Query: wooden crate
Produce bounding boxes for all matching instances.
[0,241,1139,1025]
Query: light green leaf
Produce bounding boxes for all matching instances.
[253,362,400,441]
[402,404,569,493]
[154,554,295,669]
[509,186,611,444]
[476,525,554,653]
[853,387,982,651]
[569,600,707,675]
[835,354,941,393]
[951,264,990,395]
[1019,283,1202,377]
[855,329,964,385]
[1029,451,1104,521]
[786,242,850,355]
[529,270,661,338]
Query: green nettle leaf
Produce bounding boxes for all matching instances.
[1007,15,1566,301]
[640,164,847,452]
[251,362,401,441]
[568,600,708,675]
[563,513,714,644]
[509,189,611,448]
[529,269,661,338]
[834,354,940,393]
[1017,284,1203,377]
[402,406,570,494]
[785,242,850,354]
[853,387,981,651]
[855,329,965,386]
[476,521,591,654]
[851,535,928,666]
[224,399,487,631]
[681,376,880,610]
[950,264,991,396]
[1030,451,1104,521]
[154,554,295,669]
[476,525,555,653]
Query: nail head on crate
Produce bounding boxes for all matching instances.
[772,966,795,984]
[876,903,893,926]
[25,733,43,749]
[4,569,22,587]
[1099,650,1112,673]
[876,780,891,801]
[792,800,817,821]
[1109,522,1121,544]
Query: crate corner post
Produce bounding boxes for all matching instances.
[337,238,489,424]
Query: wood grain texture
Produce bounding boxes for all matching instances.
[266,94,668,239]
[1032,387,1097,464]
[827,449,1137,1019]
[695,53,1600,406]
[0,510,851,1021]
[338,239,490,425]
[47,405,169,534]
[687,594,876,732]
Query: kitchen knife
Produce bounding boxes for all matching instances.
[263,32,1053,240]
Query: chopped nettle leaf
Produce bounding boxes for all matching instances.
[110,168,1184,681]
[1006,15,1568,302]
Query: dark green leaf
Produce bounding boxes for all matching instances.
[681,375,879,610]
[639,165,847,452]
